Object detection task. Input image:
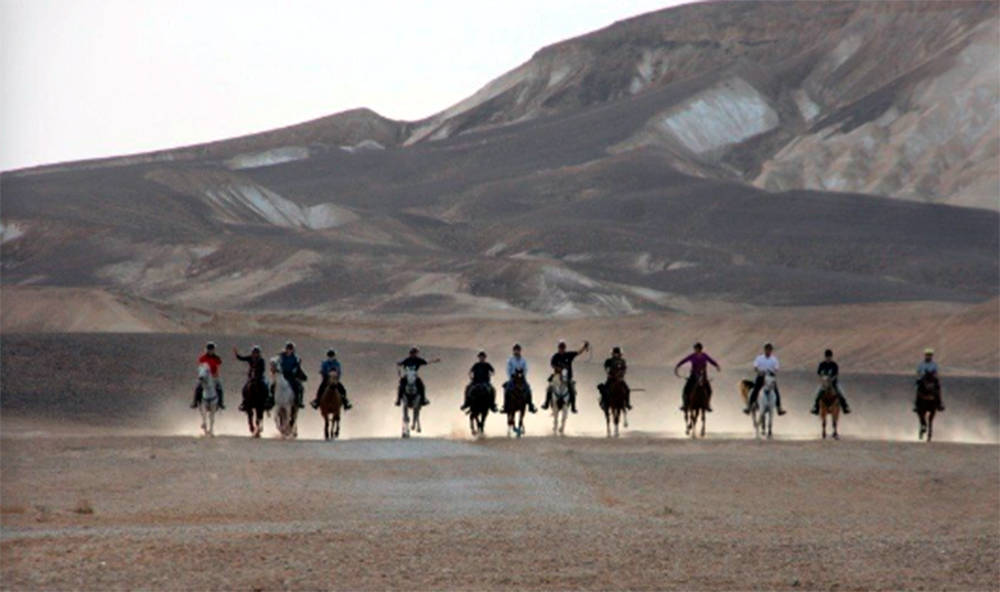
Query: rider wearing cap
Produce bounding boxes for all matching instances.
[233,344,267,412]
[461,351,497,413]
[272,341,307,409]
[810,349,851,415]
[675,342,721,412]
[503,344,537,413]
[545,340,590,413]
[743,342,786,416]
[310,349,353,411]
[598,346,631,412]
[915,348,945,412]
[396,346,439,407]
[191,342,225,409]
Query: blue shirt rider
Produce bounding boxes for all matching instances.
[310,349,352,410]
[272,341,307,409]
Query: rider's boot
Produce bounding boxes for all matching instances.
[460,389,470,411]
[295,387,305,409]
[839,394,851,414]
[526,390,538,414]
[217,386,226,410]
[626,388,633,411]
[190,386,201,409]
[570,389,579,414]
[705,393,711,413]
[776,390,787,416]
[810,394,820,415]
[342,394,353,411]
[310,384,321,409]
[490,389,498,413]
[541,391,550,411]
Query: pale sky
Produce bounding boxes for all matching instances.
[0,0,693,171]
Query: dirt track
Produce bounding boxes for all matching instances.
[2,434,997,591]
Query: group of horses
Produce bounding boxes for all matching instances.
[197,363,943,443]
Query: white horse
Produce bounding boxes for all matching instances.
[548,369,572,436]
[270,358,298,439]
[400,366,423,438]
[756,371,778,441]
[197,363,220,437]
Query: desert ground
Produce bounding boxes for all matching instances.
[2,332,998,591]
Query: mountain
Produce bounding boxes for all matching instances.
[1,0,997,357]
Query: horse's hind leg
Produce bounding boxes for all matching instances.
[700,411,706,438]
[927,412,934,442]
[606,410,612,438]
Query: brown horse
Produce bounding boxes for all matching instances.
[505,370,528,438]
[916,375,940,442]
[604,378,629,438]
[319,374,343,441]
[685,371,710,438]
[818,376,840,440]
[242,379,269,438]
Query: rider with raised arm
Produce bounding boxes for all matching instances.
[310,349,353,411]
[743,342,786,415]
[810,349,851,415]
[233,345,267,412]
[599,346,631,412]
[461,351,497,413]
[544,340,590,413]
[396,346,438,407]
[675,342,721,413]
[502,344,537,414]
[191,342,225,409]
[915,348,945,412]
[272,341,307,409]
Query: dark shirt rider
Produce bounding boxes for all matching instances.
[599,346,632,411]
[461,351,497,412]
[544,340,589,413]
[396,346,439,407]
[233,345,266,412]
[810,350,851,415]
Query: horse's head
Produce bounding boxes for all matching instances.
[198,363,212,382]
[560,368,569,383]
[513,369,525,384]
[268,357,280,373]
[763,371,777,389]
[328,369,340,384]
[821,375,832,389]
[696,370,708,386]
[404,366,419,385]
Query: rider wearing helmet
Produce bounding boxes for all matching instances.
[396,346,439,407]
[915,348,945,412]
[675,342,721,412]
[810,349,851,415]
[461,351,497,413]
[545,340,590,413]
[502,343,537,413]
[743,342,786,415]
[310,349,353,411]
[191,342,225,409]
[233,344,267,412]
[598,346,631,412]
[271,341,307,409]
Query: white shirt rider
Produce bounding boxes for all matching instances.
[754,353,779,376]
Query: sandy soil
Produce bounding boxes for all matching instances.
[1,434,997,591]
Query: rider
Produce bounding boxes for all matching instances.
[809,349,851,415]
[503,343,537,413]
[396,346,439,407]
[461,351,497,413]
[914,348,945,412]
[743,342,786,416]
[271,341,306,409]
[598,346,632,412]
[310,349,353,411]
[191,342,225,409]
[675,342,721,413]
[233,345,267,412]
[544,340,590,413]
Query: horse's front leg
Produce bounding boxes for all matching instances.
[822,411,827,440]
[606,409,612,438]
[700,410,706,438]
[927,411,934,442]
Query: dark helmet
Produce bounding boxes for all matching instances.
[764,342,773,349]
[206,342,216,350]
[824,349,833,358]
[251,345,261,354]
[285,341,295,350]
[612,346,622,354]
[512,343,522,351]
[327,348,336,357]
[410,346,420,354]
[694,342,703,350]
[557,340,567,349]
[477,350,487,358]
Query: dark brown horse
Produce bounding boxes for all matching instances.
[505,370,528,438]
[242,379,269,438]
[604,378,629,438]
[467,382,492,438]
[319,374,343,441]
[916,375,940,442]
[685,371,711,438]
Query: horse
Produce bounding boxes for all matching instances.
[242,378,269,438]
[548,369,571,436]
[318,372,343,441]
[270,358,298,439]
[755,372,778,440]
[916,375,940,442]
[684,371,710,438]
[400,366,423,438]
[818,375,841,440]
[467,382,492,438]
[504,370,528,438]
[739,379,758,436]
[197,363,220,437]
[604,378,629,438]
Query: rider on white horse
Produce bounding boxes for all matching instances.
[234,345,267,411]
[461,351,498,412]
[310,349,353,411]
[598,346,631,412]
[502,344,537,413]
[395,346,439,406]
[544,340,589,413]
[675,342,720,413]
[271,342,307,409]
[810,349,851,415]
[191,342,225,409]
[743,343,786,415]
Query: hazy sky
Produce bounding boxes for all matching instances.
[1,0,693,171]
